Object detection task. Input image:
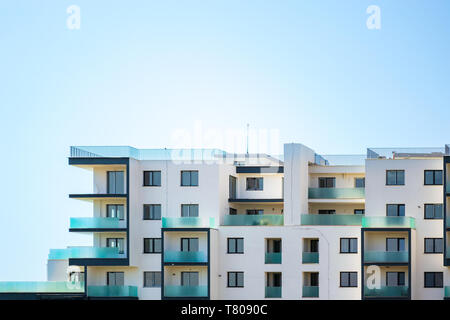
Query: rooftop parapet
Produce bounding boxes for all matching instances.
[367,147,445,160]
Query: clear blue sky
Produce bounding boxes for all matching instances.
[0,1,449,280]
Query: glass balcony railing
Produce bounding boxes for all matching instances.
[162,217,215,228]
[301,214,363,226]
[364,286,409,298]
[308,188,365,199]
[265,286,282,298]
[223,214,284,226]
[302,252,319,264]
[70,217,124,229]
[445,286,450,298]
[302,286,319,298]
[0,281,84,293]
[164,251,207,263]
[362,217,416,229]
[364,251,408,263]
[265,252,282,264]
[48,247,124,260]
[164,285,208,297]
[87,285,138,297]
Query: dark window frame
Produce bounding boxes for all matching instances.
[340,272,358,288]
[386,170,405,186]
[354,209,365,215]
[181,204,199,217]
[424,203,443,220]
[424,238,444,254]
[227,238,244,254]
[386,238,406,252]
[318,177,336,188]
[106,237,125,254]
[143,238,162,254]
[246,177,264,191]
[424,272,443,288]
[424,170,443,186]
[355,177,365,188]
[107,271,124,286]
[143,204,162,220]
[181,237,199,252]
[181,170,199,187]
[386,204,405,217]
[246,209,264,215]
[386,272,406,287]
[227,272,244,288]
[107,171,125,194]
[143,271,161,288]
[143,171,162,187]
[340,238,358,254]
[106,204,125,220]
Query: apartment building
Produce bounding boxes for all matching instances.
[1,143,450,300]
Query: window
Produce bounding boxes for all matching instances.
[181,170,199,186]
[424,272,443,288]
[181,238,199,252]
[386,170,405,185]
[355,178,365,188]
[106,204,124,220]
[106,238,124,254]
[107,272,124,286]
[143,204,161,220]
[246,209,264,215]
[340,238,358,253]
[229,208,237,215]
[424,170,443,185]
[143,272,161,288]
[246,177,263,190]
[386,272,405,287]
[181,272,199,286]
[228,272,244,287]
[143,171,161,186]
[229,176,237,198]
[340,272,357,287]
[386,238,406,252]
[424,204,443,219]
[107,171,124,194]
[310,239,319,253]
[354,209,365,215]
[319,177,335,188]
[386,204,405,217]
[143,238,162,253]
[424,238,443,253]
[318,210,335,215]
[181,204,199,217]
[310,273,319,287]
[228,238,244,254]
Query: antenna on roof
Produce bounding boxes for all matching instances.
[246,123,249,155]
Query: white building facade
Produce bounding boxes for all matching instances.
[1,143,450,300]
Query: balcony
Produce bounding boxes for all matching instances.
[265,286,282,298]
[69,217,125,231]
[302,286,319,298]
[302,252,319,264]
[162,217,215,228]
[364,286,409,298]
[364,251,408,264]
[265,252,282,264]
[362,217,416,229]
[222,214,284,226]
[49,247,125,260]
[308,188,365,199]
[164,251,207,264]
[0,281,84,293]
[87,285,138,298]
[445,286,450,298]
[164,285,208,298]
[301,214,363,226]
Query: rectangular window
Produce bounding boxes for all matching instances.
[181,272,199,286]
[355,178,365,188]
[354,209,365,215]
[143,272,161,288]
[143,238,162,253]
[246,209,264,215]
[143,204,161,220]
[386,238,406,252]
[107,171,125,194]
[310,273,319,286]
[386,204,405,217]
[143,171,161,186]
[340,238,358,253]
[227,238,244,254]
[246,177,263,191]
[181,204,199,217]
[424,272,443,288]
[318,177,335,188]
[106,238,124,254]
[181,238,199,252]
[340,272,357,287]
[318,210,335,215]
[228,272,244,288]
[386,272,405,287]
[107,272,124,286]
[386,170,405,185]
[424,238,443,253]
[424,170,443,185]
[229,176,237,199]
[424,204,443,219]
[181,170,199,186]
[229,208,237,215]
[310,239,319,253]
[106,204,125,220]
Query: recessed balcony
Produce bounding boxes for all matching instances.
[222,214,284,226]
[364,286,409,298]
[163,251,207,264]
[164,285,208,298]
[301,214,363,226]
[162,217,215,228]
[362,217,416,229]
[87,285,138,298]
[364,251,409,264]
[308,188,365,199]
[69,217,126,231]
